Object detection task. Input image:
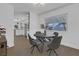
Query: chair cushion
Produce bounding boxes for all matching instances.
[29,33,36,39]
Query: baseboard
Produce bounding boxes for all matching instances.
[61,43,79,50]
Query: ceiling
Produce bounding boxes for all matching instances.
[10,3,72,15]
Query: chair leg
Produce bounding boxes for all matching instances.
[53,49,58,56]
[48,49,52,56]
[31,45,35,54]
[36,45,40,52]
[30,45,34,49]
[39,44,44,53]
[47,49,52,56]
[47,49,50,52]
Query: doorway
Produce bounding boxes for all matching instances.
[14,12,30,42]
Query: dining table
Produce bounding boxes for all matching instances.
[34,33,54,42]
[34,33,54,52]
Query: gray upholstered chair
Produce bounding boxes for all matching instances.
[28,34,41,54]
[47,36,62,56]
[35,31,41,35]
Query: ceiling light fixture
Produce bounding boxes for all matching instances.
[33,3,45,6]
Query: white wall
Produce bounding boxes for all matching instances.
[0,4,14,47]
[39,4,79,49]
[29,11,39,39]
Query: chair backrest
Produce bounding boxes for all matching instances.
[48,36,62,49]
[28,34,36,45]
[35,31,41,35]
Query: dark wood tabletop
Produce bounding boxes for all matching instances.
[0,35,7,44]
[0,35,7,56]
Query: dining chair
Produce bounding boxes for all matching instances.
[47,36,62,56]
[34,32,46,52]
[34,32,45,45]
[35,31,41,35]
[28,34,41,54]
